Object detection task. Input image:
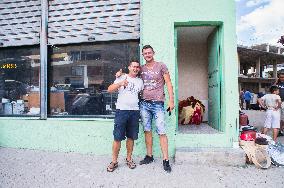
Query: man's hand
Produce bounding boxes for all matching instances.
[274,78,279,85]
[108,77,128,93]
[168,99,175,112]
[118,78,128,88]
[115,69,123,78]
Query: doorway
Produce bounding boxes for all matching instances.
[176,24,223,133]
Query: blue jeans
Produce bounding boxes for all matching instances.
[113,110,140,141]
[140,100,166,135]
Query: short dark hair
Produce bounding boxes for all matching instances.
[142,45,154,52]
[278,70,284,77]
[128,60,140,66]
[270,85,279,93]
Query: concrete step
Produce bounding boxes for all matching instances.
[175,147,246,167]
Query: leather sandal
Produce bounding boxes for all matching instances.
[126,159,136,169]
[107,162,118,172]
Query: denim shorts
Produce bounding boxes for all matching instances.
[113,110,140,141]
[140,100,166,135]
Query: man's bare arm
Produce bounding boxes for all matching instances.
[257,98,266,109]
[273,78,279,85]
[163,72,174,111]
[276,99,281,109]
[107,79,128,93]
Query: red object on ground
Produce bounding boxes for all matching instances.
[239,114,248,126]
[240,130,256,141]
[190,107,202,125]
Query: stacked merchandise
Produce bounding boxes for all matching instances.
[239,111,249,126]
[2,99,25,115]
[178,96,205,125]
[239,128,271,169]
[268,141,284,167]
[240,121,284,168]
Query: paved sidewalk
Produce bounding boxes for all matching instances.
[1,147,284,188]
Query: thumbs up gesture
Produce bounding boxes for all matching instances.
[119,77,128,88]
[115,69,123,78]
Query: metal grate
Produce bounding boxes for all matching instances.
[48,0,140,45]
[0,0,41,47]
[0,0,140,47]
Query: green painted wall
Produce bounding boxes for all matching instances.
[0,118,175,157]
[0,0,238,158]
[0,119,115,154]
[140,0,238,149]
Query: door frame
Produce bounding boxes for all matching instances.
[174,21,224,132]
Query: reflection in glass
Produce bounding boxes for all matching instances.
[0,47,40,116]
[49,41,139,117]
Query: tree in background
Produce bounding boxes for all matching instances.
[278,35,284,46]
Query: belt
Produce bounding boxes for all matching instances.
[141,99,164,105]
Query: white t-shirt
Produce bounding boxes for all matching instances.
[114,74,143,110]
[261,94,281,110]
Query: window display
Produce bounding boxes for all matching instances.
[0,47,40,116]
[48,41,139,117]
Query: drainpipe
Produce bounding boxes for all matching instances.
[40,0,48,119]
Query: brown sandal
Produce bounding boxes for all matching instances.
[126,159,136,169]
[107,162,118,172]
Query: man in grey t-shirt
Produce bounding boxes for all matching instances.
[107,61,143,172]
[139,45,174,173]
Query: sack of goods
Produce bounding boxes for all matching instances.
[239,125,257,141]
[239,133,271,169]
[178,96,205,125]
[268,142,284,167]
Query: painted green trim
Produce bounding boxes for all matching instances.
[0,117,115,122]
[174,21,223,27]
[174,22,225,132]
[218,24,226,132]
[174,27,179,131]
[0,117,40,120]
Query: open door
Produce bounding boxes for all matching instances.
[175,22,227,148]
[207,28,221,131]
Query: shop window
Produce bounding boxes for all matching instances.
[0,47,40,116]
[48,41,139,117]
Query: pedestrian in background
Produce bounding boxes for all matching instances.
[239,88,244,109]
[244,89,252,110]
[258,85,281,141]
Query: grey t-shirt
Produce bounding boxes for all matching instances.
[141,62,169,101]
[114,74,143,110]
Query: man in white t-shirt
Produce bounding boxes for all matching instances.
[258,85,282,141]
[106,61,143,172]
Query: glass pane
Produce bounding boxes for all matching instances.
[0,47,40,116]
[48,41,139,117]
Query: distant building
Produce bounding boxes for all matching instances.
[238,44,284,93]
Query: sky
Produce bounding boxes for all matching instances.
[236,0,284,47]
